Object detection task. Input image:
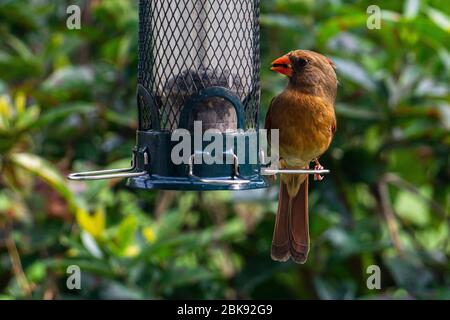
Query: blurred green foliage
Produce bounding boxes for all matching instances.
[0,0,449,299]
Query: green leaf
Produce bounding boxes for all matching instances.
[28,103,95,130]
[384,255,435,292]
[26,262,46,283]
[43,258,116,278]
[159,267,216,289]
[335,103,382,120]
[394,189,430,226]
[317,13,368,46]
[10,153,79,213]
[5,34,35,62]
[41,66,95,92]
[260,14,304,29]
[15,105,40,131]
[140,219,246,259]
[404,0,420,19]
[426,7,450,31]
[110,214,138,255]
[333,58,377,92]
[81,231,104,259]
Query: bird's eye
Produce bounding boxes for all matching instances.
[290,56,309,69]
[297,58,309,68]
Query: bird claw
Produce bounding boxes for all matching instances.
[313,159,324,181]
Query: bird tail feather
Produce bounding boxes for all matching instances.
[271,176,309,264]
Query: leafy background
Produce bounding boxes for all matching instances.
[0,0,449,299]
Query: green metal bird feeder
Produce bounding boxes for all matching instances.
[68,0,271,191]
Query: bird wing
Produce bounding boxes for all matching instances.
[264,97,276,148]
[264,97,276,130]
[331,117,337,137]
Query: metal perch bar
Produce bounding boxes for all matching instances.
[261,168,331,175]
[67,153,148,181]
[67,168,147,181]
[259,152,330,175]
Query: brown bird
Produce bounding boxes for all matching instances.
[265,50,338,264]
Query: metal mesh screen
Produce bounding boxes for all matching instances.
[138,0,260,131]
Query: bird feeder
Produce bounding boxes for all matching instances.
[68,0,270,190]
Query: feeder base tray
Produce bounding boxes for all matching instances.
[127,174,269,191]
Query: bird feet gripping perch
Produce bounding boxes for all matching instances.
[313,159,324,181]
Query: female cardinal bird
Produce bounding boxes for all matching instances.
[265,50,337,263]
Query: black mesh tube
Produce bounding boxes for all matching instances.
[138,0,260,131]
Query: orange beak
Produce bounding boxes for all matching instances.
[271,54,293,77]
